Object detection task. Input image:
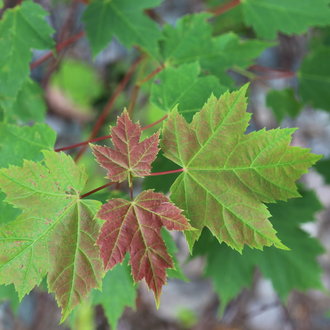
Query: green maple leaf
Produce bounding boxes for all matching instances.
[161,85,321,251]
[0,123,56,225]
[266,89,302,123]
[0,1,54,109]
[0,151,103,321]
[298,46,330,111]
[150,62,226,121]
[160,13,270,82]
[194,189,324,312]
[92,258,136,330]
[4,79,46,123]
[83,0,162,58]
[315,159,330,184]
[241,0,330,39]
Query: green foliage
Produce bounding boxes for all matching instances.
[161,86,321,251]
[92,259,136,330]
[266,89,302,122]
[7,79,46,123]
[0,124,56,224]
[241,0,330,39]
[315,159,330,184]
[160,14,270,85]
[0,151,103,321]
[194,189,324,312]
[151,62,226,121]
[51,59,103,110]
[83,0,162,58]
[298,46,330,111]
[0,1,54,111]
[1,0,329,327]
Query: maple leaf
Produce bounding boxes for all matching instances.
[91,110,160,184]
[83,0,162,58]
[298,46,330,111]
[97,189,191,304]
[92,257,136,330]
[0,151,103,321]
[241,0,330,40]
[0,1,54,110]
[161,85,321,251]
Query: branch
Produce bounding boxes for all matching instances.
[148,168,184,176]
[208,0,241,17]
[55,114,168,152]
[80,168,184,198]
[30,31,85,70]
[74,56,144,162]
[80,182,115,199]
[251,64,295,79]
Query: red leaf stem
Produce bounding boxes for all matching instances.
[148,168,184,176]
[141,114,168,131]
[54,134,112,152]
[55,114,168,153]
[138,64,165,86]
[80,182,115,199]
[251,64,295,79]
[209,0,241,16]
[74,56,144,162]
[79,168,183,199]
[30,31,85,70]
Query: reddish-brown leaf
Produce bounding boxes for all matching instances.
[97,190,191,304]
[91,110,159,183]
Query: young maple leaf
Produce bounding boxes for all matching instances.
[91,110,159,184]
[161,85,322,252]
[97,189,192,305]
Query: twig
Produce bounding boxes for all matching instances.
[209,0,241,17]
[55,114,168,152]
[251,64,295,79]
[80,168,183,199]
[30,31,85,70]
[148,168,184,176]
[80,182,115,199]
[142,114,168,131]
[74,56,144,162]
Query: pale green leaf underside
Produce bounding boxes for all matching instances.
[162,86,321,251]
[0,151,103,321]
[241,0,330,39]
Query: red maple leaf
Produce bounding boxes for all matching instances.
[97,190,192,304]
[91,110,159,183]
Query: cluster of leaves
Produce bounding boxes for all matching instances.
[0,0,330,328]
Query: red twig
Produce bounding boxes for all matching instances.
[80,169,184,199]
[251,64,295,79]
[74,56,144,162]
[80,182,115,199]
[30,31,85,70]
[209,0,241,16]
[128,64,165,116]
[142,114,168,131]
[55,114,168,153]
[55,134,112,152]
[148,168,184,176]
[138,64,165,85]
